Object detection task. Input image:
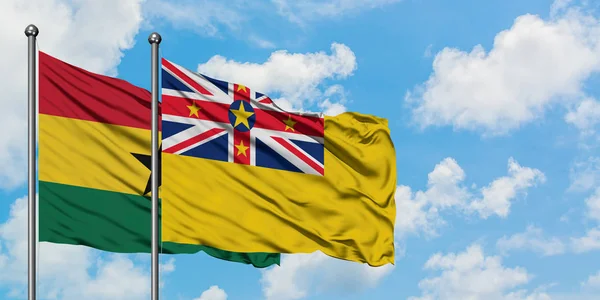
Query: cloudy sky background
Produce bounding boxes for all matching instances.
[1,0,600,299]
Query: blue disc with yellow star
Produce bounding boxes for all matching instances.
[228,100,256,132]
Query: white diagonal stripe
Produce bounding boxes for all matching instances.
[171,130,228,155]
[162,88,214,101]
[163,115,232,155]
[250,134,256,166]
[252,127,324,144]
[163,61,231,104]
[163,114,230,128]
[227,125,234,162]
[256,135,321,175]
[163,118,225,148]
[276,136,324,170]
[163,125,200,149]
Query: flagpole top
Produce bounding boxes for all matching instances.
[148,32,162,44]
[24,24,39,37]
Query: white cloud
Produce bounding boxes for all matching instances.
[565,98,600,136]
[272,0,402,25]
[144,0,395,46]
[550,0,574,17]
[0,0,145,189]
[582,270,600,290]
[496,225,566,256]
[570,187,600,253]
[569,157,600,193]
[194,285,228,300]
[409,244,548,300]
[160,257,176,273]
[424,44,434,58]
[571,228,600,253]
[545,294,600,300]
[395,157,545,238]
[394,158,469,238]
[247,35,277,49]
[259,251,394,300]
[406,3,600,135]
[75,255,150,300]
[317,85,348,116]
[504,290,553,300]
[142,0,279,48]
[0,196,169,299]
[197,43,357,113]
[143,0,242,37]
[468,158,546,219]
[585,188,600,222]
[318,99,347,116]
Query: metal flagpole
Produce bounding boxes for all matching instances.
[148,32,162,300]
[25,24,39,300]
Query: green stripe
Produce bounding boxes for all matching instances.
[39,181,280,268]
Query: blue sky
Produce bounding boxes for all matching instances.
[1,0,600,299]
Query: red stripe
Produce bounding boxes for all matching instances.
[163,95,323,137]
[39,51,161,130]
[259,97,273,104]
[162,58,214,96]
[234,84,250,102]
[254,110,324,137]
[162,95,230,123]
[163,128,225,154]
[272,136,324,175]
[233,130,250,164]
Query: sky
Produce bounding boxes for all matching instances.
[1,0,600,299]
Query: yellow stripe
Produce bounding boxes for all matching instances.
[39,114,152,196]
[161,112,397,266]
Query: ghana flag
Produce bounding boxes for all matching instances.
[38,51,279,268]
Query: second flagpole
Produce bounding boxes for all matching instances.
[149,32,162,300]
[25,23,39,300]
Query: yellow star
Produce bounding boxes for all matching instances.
[236,84,247,92]
[283,115,297,132]
[235,140,249,157]
[187,101,201,118]
[230,102,254,129]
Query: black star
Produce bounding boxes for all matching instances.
[131,145,161,196]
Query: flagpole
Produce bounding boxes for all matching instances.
[25,24,39,300]
[149,32,162,300]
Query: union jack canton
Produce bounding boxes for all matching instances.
[161,58,325,176]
